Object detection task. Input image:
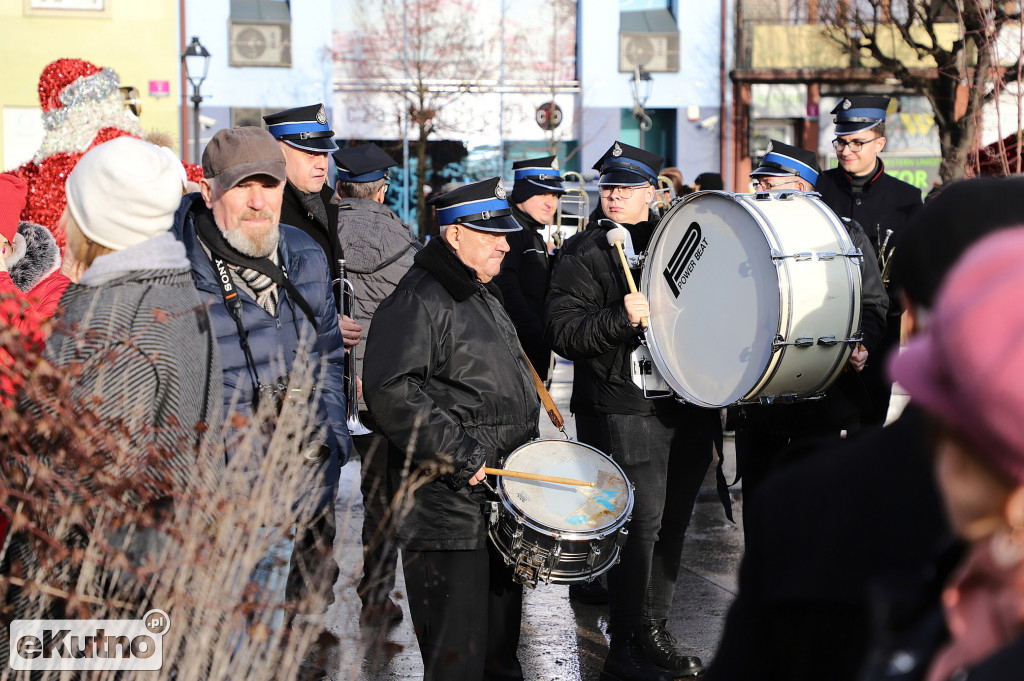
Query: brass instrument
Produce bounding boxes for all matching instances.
[554,170,590,248]
[877,229,895,287]
[336,259,372,436]
[650,175,677,218]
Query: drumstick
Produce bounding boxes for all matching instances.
[483,468,596,488]
[606,226,647,328]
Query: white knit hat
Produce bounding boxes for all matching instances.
[65,137,184,250]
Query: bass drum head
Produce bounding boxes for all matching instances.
[500,440,631,535]
[641,192,781,407]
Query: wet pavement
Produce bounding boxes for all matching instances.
[324,357,746,680]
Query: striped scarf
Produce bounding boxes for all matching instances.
[231,249,280,316]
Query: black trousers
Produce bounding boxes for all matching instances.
[354,420,400,606]
[285,498,339,613]
[403,542,524,681]
[576,405,714,630]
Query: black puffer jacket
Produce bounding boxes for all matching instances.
[363,237,540,551]
[544,214,661,415]
[280,181,344,285]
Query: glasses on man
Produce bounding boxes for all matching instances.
[751,178,800,192]
[599,185,646,199]
[832,137,880,152]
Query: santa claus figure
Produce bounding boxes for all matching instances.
[6,58,202,247]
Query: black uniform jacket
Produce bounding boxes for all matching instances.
[494,203,552,376]
[816,161,922,258]
[279,181,344,285]
[705,405,951,681]
[544,212,660,416]
[363,237,540,552]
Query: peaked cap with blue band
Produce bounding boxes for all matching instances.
[333,143,396,183]
[750,140,821,185]
[831,95,890,136]
[263,103,339,153]
[511,156,566,203]
[428,177,522,233]
[593,141,664,186]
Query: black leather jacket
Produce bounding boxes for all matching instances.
[363,237,540,551]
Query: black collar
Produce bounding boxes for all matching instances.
[414,237,501,303]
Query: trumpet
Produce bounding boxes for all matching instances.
[650,175,677,218]
[877,229,895,287]
[336,259,372,436]
[554,170,590,247]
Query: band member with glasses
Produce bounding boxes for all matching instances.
[816,95,922,428]
[736,140,888,501]
[546,141,716,681]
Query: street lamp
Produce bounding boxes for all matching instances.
[630,65,654,148]
[182,36,211,164]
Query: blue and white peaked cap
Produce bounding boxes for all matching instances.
[832,95,891,136]
[429,177,522,233]
[512,156,566,196]
[593,141,665,186]
[750,140,821,185]
[263,103,339,153]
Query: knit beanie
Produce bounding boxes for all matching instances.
[65,137,184,250]
[0,174,28,244]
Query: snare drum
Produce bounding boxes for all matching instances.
[640,190,862,408]
[487,439,633,587]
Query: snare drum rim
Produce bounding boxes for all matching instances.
[496,438,635,540]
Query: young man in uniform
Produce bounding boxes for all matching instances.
[815,96,921,426]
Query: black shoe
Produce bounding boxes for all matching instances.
[600,631,673,681]
[359,597,404,627]
[569,577,608,605]
[640,620,703,678]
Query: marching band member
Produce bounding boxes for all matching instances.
[545,141,715,681]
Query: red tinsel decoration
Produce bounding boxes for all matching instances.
[185,163,205,184]
[38,58,103,112]
[10,153,80,247]
[87,126,135,152]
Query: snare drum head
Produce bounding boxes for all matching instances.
[500,440,630,533]
[641,192,782,406]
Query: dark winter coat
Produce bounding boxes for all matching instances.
[706,405,951,681]
[363,237,540,552]
[544,213,664,415]
[816,162,923,259]
[335,196,420,410]
[280,181,344,286]
[494,202,553,378]
[172,193,350,512]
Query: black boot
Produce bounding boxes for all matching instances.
[640,620,703,678]
[600,630,673,681]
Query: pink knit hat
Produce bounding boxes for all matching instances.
[889,226,1024,484]
[0,174,28,244]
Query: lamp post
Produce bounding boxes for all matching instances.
[630,64,653,149]
[182,36,211,164]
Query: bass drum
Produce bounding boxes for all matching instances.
[640,190,862,408]
[487,439,633,587]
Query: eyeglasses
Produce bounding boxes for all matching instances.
[599,185,647,199]
[751,178,800,191]
[832,137,881,152]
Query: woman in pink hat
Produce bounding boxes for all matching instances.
[859,227,1024,681]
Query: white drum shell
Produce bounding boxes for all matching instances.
[640,191,862,408]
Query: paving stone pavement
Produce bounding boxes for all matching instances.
[322,357,746,680]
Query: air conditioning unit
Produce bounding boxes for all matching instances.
[619,32,680,73]
[229,21,291,68]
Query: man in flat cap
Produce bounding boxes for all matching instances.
[816,95,922,427]
[545,141,713,681]
[494,155,566,382]
[332,142,421,628]
[171,126,350,618]
[735,139,888,500]
[363,177,539,681]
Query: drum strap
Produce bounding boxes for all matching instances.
[523,351,565,432]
